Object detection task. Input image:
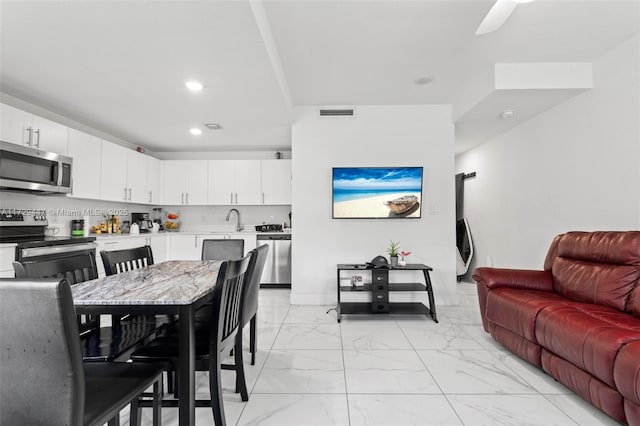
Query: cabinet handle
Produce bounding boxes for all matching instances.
[33,129,40,148]
[194,235,198,248]
[124,188,128,201]
[230,193,233,204]
[128,188,132,201]
[186,193,189,204]
[262,192,265,204]
[25,127,33,146]
[149,191,152,203]
[181,193,184,204]
[104,241,119,245]
[235,193,238,204]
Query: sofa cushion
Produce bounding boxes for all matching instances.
[552,258,640,311]
[614,340,640,405]
[486,288,569,342]
[551,231,640,312]
[535,303,640,388]
[627,286,640,319]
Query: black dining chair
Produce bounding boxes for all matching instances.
[101,245,155,275]
[13,251,101,334]
[0,278,163,426]
[198,243,269,365]
[13,251,161,362]
[201,238,244,261]
[130,254,252,426]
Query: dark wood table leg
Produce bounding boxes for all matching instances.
[179,304,195,426]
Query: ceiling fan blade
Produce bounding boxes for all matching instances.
[476,0,518,35]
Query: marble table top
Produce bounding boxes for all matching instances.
[72,260,223,306]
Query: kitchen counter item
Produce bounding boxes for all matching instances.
[71,219,84,236]
[255,224,282,232]
[130,223,140,235]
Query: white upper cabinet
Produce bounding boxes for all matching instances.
[67,129,102,200]
[31,115,69,154]
[0,104,68,154]
[162,160,208,205]
[261,159,291,205]
[126,150,148,204]
[1,104,33,146]
[100,142,129,202]
[208,160,261,205]
[147,156,161,205]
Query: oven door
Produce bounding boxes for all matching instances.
[19,242,98,262]
[0,141,72,194]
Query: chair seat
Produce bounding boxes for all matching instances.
[130,332,211,362]
[84,362,163,426]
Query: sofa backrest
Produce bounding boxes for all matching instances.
[546,231,640,316]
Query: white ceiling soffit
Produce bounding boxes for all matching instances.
[454,63,593,154]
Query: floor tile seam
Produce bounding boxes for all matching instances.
[441,394,466,426]
[484,350,544,395]
[338,313,353,426]
[539,393,582,426]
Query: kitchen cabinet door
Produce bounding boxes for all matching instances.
[169,234,202,260]
[31,115,68,155]
[100,141,129,202]
[184,160,208,205]
[162,161,186,205]
[208,160,235,204]
[147,156,161,204]
[261,159,291,205]
[1,103,32,146]
[234,160,261,205]
[127,150,148,204]
[68,129,102,199]
[147,234,168,263]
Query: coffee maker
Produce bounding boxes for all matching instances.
[131,212,153,233]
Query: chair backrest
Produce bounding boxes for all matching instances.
[210,254,252,355]
[241,244,269,325]
[100,245,154,276]
[0,278,85,425]
[201,239,244,261]
[13,251,98,284]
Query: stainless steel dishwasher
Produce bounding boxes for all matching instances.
[257,233,291,287]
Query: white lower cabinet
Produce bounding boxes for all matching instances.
[0,246,16,278]
[169,234,203,260]
[147,234,168,263]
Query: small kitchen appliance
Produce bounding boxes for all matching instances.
[131,212,153,233]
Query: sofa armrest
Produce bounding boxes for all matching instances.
[473,268,554,332]
[472,267,554,292]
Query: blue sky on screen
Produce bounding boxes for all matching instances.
[333,167,422,191]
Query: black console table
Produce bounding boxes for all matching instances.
[336,263,437,323]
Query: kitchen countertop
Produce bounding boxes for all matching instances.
[91,230,291,239]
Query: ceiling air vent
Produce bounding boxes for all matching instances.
[319,108,354,117]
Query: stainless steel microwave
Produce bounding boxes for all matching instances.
[0,141,72,194]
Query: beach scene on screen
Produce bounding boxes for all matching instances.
[333,167,422,218]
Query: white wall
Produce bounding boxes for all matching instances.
[455,34,640,273]
[291,105,457,305]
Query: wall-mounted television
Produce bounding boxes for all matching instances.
[332,167,423,219]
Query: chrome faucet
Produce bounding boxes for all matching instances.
[225,208,243,232]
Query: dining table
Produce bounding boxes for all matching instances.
[72,259,224,426]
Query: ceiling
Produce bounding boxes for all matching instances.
[1,1,638,154]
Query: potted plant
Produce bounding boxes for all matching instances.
[387,240,400,267]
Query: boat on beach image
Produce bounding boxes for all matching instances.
[384,195,419,214]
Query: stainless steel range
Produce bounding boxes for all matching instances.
[0,209,96,263]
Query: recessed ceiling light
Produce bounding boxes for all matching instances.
[185,80,203,92]
[500,109,515,119]
[190,127,202,135]
[414,76,433,85]
[204,123,222,130]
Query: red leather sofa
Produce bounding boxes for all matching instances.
[473,231,640,425]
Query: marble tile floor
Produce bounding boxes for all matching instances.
[126,284,621,426]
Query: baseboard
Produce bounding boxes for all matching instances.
[290,293,337,305]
